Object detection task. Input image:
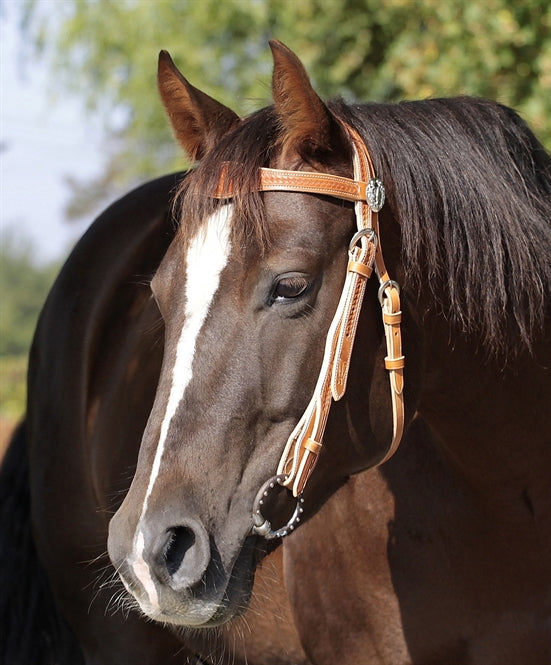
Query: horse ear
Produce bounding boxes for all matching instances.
[269,40,349,165]
[157,50,240,161]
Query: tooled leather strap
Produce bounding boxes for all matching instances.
[348,126,404,465]
[276,226,378,494]
[214,124,405,496]
[216,165,370,202]
[276,126,404,495]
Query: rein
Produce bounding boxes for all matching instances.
[214,124,405,538]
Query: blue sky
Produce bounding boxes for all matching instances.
[1,1,104,264]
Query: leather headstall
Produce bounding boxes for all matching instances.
[213,123,405,527]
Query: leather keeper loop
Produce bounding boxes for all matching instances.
[348,260,373,278]
[385,356,405,370]
[383,311,402,324]
[304,438,323,455]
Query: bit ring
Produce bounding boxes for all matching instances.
[251,474,305,540]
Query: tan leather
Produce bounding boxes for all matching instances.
[385,357,406,370]
[213,122,405,495]
[259,168,369,202]
[348,259,373,278]
[383,311,402,324]
[304,439,323,454]
[216,166,370,203]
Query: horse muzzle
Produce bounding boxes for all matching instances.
[107,509,255,626]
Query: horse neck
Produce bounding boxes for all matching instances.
[416,314,551,499]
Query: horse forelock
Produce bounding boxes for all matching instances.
[173,96,551,355]
[173,108,281,255]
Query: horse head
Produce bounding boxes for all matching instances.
[108,41,417,627]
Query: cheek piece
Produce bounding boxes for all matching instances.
[213,123,404,539]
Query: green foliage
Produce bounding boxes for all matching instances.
[0,355,27,420]
[0,231,59,356]
[0,231,60,418]
[20,0,551,209]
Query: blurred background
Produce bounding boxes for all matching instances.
[1,0,550,452]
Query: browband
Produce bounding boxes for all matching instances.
[216,166,372,203]
[214,123,405,500]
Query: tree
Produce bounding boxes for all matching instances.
[20,0,551,215]
[0,230,59,357]
[0,230,60,419]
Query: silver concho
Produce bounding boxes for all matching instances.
[366,177,385,212]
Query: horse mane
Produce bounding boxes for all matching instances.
[174,97,551,355]
[340,98,551,354]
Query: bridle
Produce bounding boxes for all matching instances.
[215,123,405,539]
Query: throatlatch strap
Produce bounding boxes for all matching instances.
[214,123,405,496]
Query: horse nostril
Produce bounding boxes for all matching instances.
[164,526,196,577]
[156,519,210,591]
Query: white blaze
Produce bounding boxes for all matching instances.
[131,531,159,610]
[130,205,232,609]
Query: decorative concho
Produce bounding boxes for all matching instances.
[366,177,385,212]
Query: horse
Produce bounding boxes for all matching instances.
[0,171,307,665]
[1,39,550,665]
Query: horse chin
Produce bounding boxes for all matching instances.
[131,535,257,628]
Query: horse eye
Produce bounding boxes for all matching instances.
[272,275,310,301]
